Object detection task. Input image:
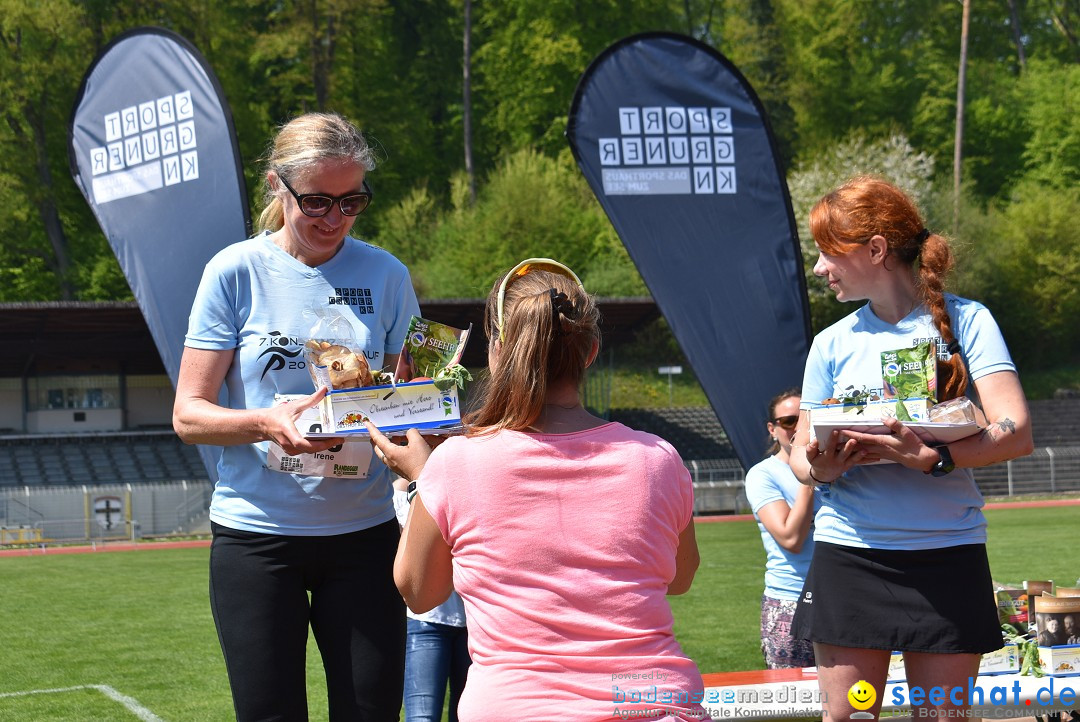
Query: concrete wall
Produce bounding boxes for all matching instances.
[27,408,124,434]
[126,376,174,428]
[0,381,21,431]
[2,375,175,434]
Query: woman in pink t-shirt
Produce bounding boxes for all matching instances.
[368,259,709,721]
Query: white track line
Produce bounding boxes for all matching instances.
[0,684,164,721]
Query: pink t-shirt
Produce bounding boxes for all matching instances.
[419,422,709,721]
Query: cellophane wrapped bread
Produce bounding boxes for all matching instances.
[927,395,978,424]
[305,341,375,390]
[303,308,389,391]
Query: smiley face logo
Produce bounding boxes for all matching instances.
[848,679,877,711]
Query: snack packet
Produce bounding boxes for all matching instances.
[302,307,391,391]
[881,341,937,421]
[393,316,473,391]
[996,586,1030,631]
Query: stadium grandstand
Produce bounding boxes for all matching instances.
[2,301,1078,545]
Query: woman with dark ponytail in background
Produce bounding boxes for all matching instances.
[366,258,709,721]
[744,388,818,670]
[788,176,1032,720]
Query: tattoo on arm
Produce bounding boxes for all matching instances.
[982,417,1016,442]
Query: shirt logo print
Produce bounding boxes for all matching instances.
[258,331,303,380]
[329,287,374,315]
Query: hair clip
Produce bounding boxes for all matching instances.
[947,339,961,355]
[915,228,930,245]
[549,289,575,334]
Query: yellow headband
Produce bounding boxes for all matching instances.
[495,258,584,342]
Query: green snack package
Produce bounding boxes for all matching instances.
[881,341,937,421]
[996,588,1030,630]
[393,316,473,391]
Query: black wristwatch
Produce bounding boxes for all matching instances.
[926,444,956,477]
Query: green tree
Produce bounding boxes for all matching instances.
[955,182,1080,368]
[473,7,591,158]
[350,0,470,212]
[953,68,1029,201]
[0,0,94,300]
[1029,0,1080,62]
[716,0,797,165]
[470,0,685,164]
[776,0,951,158]
[1,0,1075,321]
[1018,59,1080,189]
[375,148,645,298]
[787,133,936,331]
[773,0,1038,208]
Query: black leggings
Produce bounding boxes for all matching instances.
[209,520,405,722]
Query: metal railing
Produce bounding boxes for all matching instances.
[0,481,211,546]
[1,448,1076,540]
[688,446,1080,516]
[970,446,1080,497]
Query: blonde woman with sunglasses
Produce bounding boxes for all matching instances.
[367,259,709,721]
[744,388,819,669]
[174,112,417,720]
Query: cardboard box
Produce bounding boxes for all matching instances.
[979,644,1022,675]
[887,651,906,683]
[812,398,930,423]
[1038,645,1080,676]
[304,314,471,440]
[1027,580,1055,598]
[888,645,1020,682]
[312,379,463,438]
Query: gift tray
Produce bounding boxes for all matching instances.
[811,417,980,445]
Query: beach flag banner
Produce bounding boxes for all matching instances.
[567,32,811,471]
[69,27,250,481]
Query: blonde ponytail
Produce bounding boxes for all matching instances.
[465,265,600,434]
[256,197,285,233]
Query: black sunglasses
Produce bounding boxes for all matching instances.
[771,415,798,430]
[279,175,373,217]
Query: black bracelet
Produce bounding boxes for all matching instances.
[808,467,829,485]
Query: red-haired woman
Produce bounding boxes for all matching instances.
[788,176,1032,719]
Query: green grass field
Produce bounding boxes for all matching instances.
[0,504,1076,721]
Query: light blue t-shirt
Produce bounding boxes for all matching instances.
[745,455,820,600]
[800,294,1015,550]
[185,232,421,535]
